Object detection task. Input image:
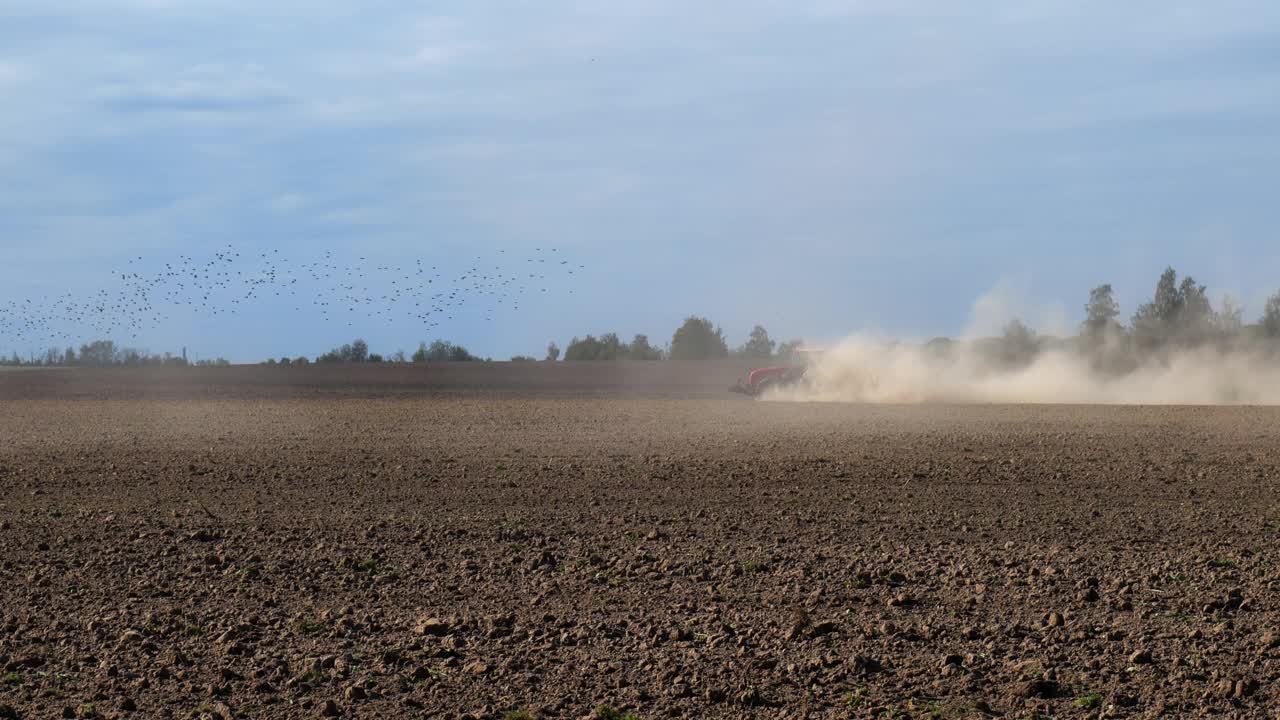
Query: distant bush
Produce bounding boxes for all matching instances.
[79,340,119,366]
[411,339,477,362]
[564,333,624,361]
[0,340,199,368]
[736,325,775,359]
[1081,284,1121,339]
[510,355,537,362]
[1264,290,1280,338]
[999,318,1039,367]
[1131,267,1216,348]
[669,316,728,360]
[562,332,665,361]
[317,338,371,363]
[627,334,664,360]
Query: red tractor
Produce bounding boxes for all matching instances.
[730,348,821,397]
[729,364,807,397]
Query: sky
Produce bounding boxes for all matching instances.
[2,1,1280,361]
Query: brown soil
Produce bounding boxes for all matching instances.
[2,365,1279,718]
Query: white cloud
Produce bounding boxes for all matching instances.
[0,61,22,84]
[268,193,307,213]
[395,15,477,69]
[409,45,459,66]
[319,206,385,226]
[95,62,292,113]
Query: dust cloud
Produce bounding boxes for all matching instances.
[766,280,1280,405]
[767,337,1280,405]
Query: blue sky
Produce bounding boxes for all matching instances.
[2,1,1280,360]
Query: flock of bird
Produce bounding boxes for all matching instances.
[0,245,583,351]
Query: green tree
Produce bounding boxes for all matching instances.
[1000,318,1038,366]
[317,338,373,363]
[564,335,604,361]
[1082,284,1120,336]
[349,339,370,362]
[669,316,728,360]
[776,339,803,362]
[546,341,561,362]
[79,340,118,366]
[738,325,775,358]
[627,334,663,360]
[1132,267,1181,340]
[562,333,662,360]
[1263,290,1280,338]
[598,333,625,360]
[448,344,475,361]
[411,339,476,361]
[1131,267,1218,345]
[1179,275,1213,337]
[427,340,451,361]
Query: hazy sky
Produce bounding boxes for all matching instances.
[3,1,1280,360]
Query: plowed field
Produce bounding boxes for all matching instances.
[2,364,1279,718]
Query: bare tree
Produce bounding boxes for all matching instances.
[1215,295,1243,336]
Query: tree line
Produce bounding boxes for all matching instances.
[0,340,228,367]
[554,317,802,362]
[294,338,482,365]
[956,268,1280,372]
[1,317,804,367]
[267,318,804,366]
[18,268,1273,369]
